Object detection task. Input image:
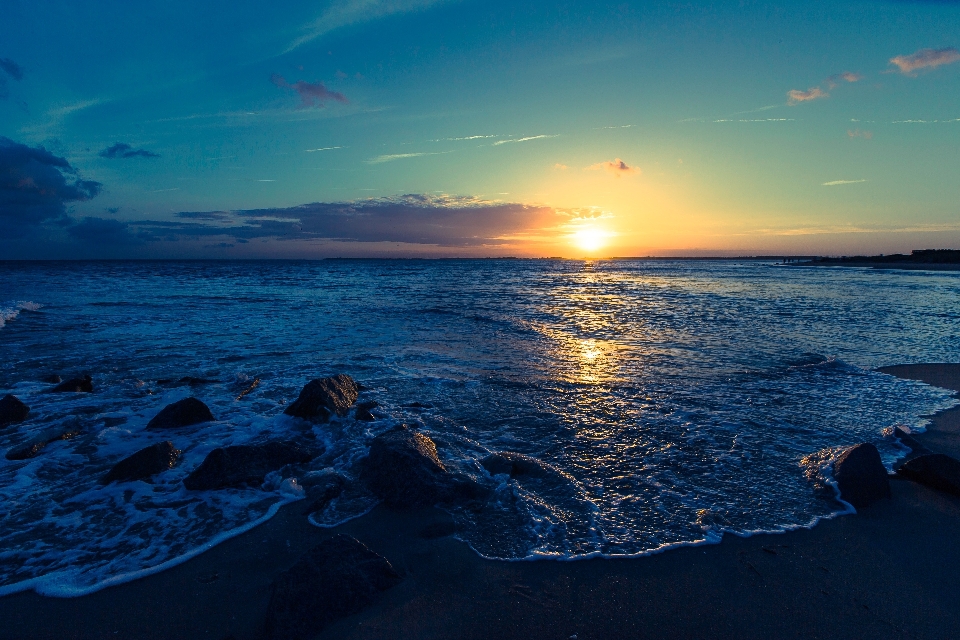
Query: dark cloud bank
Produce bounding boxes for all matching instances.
[1,137,556,258]
[99,143,160,159]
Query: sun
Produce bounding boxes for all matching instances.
[572,227,608,253]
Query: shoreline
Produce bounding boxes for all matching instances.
[1,365,959,639]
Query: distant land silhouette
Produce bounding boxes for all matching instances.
[799,249,960,270]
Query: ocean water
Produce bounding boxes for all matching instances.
[0,259,958,596]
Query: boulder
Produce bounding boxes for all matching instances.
[146,397,215,430]
[301,474,346,516]
[284,374,359,421]
[355,400,378,422]
[833,443,891,508]
[363,425,448,508]
[100,441,182,484]
[6,425,83,460]
[482,451,556,478]
[897,454,960,497]
[183,441,315,491]
[263,534,401,640]
[0,395,29,428]
[50,375,93,393]
[41,374,61,384]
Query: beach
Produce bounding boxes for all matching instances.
[1,363,958,640]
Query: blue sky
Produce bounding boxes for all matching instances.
[1,0,958,258]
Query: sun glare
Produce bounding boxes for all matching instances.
[572,227,608,253]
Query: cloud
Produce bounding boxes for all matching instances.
[554,163,569,170]
[0,57,24,99]
[586,158,639,177]
[127,195,560,247]
[889,47,960,74]
[271,74,348,108]
[493,135,559,145]
[822,179,868,186]
[847,129,873,139]
[0,136,102,236]
[787,87,828,105]
[826,71,863,88]
[66,217,144,245]
[286,0,452,52]
[99,143,160,159]
[367,151,450,164]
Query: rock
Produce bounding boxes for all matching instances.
[146,397,215,430]
[897,454,960,497]
[183,441,314,490]
[100,441,182,484]
[301,474,346,516]
[263,534,401,640]
[41,374,61,384]
[482,451,556,478]
[363,425,448,508]
[284,374,359,421]
[355,401,378,422]
[0,395,29,428]
[833,443,891,508]
[157,377,217,387]
[50,375,93,393]
[6,425,83,460]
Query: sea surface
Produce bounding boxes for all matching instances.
[1,259,958,596]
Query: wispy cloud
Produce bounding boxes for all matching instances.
[286,0,453,52]
[822,179,867,186]
[826,71,862,88]
[367,151,451,164]
[586,158,639,177]
[99,143,160,159]
[554,163,568,170]
[787,87,828,105]
[430,134,499,142]
[305,146,343,152]
[713,118,794,123]
[0,57,24,100]
[493,134,559,146]
[889,47,960,74]
[271,74,348,108]
[847,129,872,139]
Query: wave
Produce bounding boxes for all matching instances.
[0,301,42,330]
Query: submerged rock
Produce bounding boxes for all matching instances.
[833,443,891,509]
[6,425,83,460]
[183,441,314,490]
[284,374,359,421]
[897,453,960,497]
[363,425,448,508]
[482,451,556,478]
[100,441,182,484]
[41,374,62,384]
[355,400,378,422]
[146,397,215,430]
[50,375,93,393]
[301,473,346,516]
[0,395,29,428]
[263,534,401,640]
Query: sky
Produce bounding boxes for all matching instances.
[1,0,959,258]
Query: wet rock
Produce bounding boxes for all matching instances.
[0,395,29,428]
[355,400,378,422]
[363,425,448,508]
[235,378,260,401]
[100,441,182,484]
[183,441,315,491]
[41,374,61,384]
[284,374,359,421]
[482,451,556,479]
[6,425,83,460]
[263,534,401,640]
[146,397,215,430]
[833,443,891,508]
[301,473,346,516]
[50,375,93,393]
[897,453,960,497]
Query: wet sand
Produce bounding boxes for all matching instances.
[2,364,959,640]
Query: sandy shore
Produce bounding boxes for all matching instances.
[2,364,959,640]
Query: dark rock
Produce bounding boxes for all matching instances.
[183,441,315,491]
[6,425,83,460]
[146,397,215,430]
[263,534,401,640]
[482,451,556,478]
[302,474,346,515]
[284,375,359,421]
[897,453,960,497]
[50,375,93,393]
[235,378,259,400]
[355,401,378,422]
[100,441,182,484]
[833,443,891,508]
[0,395,29,428]
[363,425,447,508]
[41,374,62,384]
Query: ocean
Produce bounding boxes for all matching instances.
[1,259,958,596]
